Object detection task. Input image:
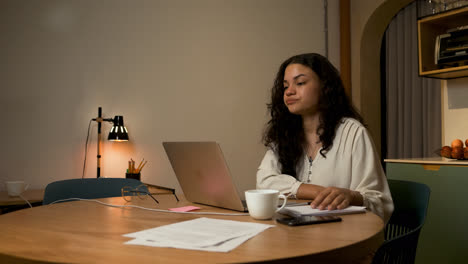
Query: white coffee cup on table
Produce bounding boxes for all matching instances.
[245,189,287,220]
[5,181,29,197]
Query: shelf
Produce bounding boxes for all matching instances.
[418,6,468,79]
[384,157,468,166]
[419,65,468,79]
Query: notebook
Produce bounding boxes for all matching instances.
[162,141,248,212]
[279,205,367,218]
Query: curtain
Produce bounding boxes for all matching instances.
[385,2,441,159]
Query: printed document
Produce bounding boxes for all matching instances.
[123,217,273,252]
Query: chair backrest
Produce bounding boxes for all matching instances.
[43,178,145,205]
[372,179,430,264]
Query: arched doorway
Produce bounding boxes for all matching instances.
[359,0,413,155]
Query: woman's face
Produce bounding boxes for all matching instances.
[283,63,321,116]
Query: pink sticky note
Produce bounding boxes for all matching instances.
[168,206,201,212]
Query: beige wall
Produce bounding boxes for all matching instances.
[442,78,468,146]
[0,0,340,195]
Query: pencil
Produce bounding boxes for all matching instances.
[137,161,147,173]
[136,159,145,172]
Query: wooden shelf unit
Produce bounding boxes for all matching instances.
[418,6,468,79]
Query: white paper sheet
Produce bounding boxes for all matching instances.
[123,217,274,252]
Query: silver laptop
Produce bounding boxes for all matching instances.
[163,141,248,212]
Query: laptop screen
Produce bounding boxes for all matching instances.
[163,141,247,212]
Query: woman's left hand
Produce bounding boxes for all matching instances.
[310,187,359,210]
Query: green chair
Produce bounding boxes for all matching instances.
[372,179,430,264]
[43,178,146,205]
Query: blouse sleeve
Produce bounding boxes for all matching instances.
[256,149,303,195]
[352,127,394,224]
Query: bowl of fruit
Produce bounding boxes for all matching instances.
[439,139,468,160]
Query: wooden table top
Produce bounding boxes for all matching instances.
[0,195,384,264]
[0,189,44,206]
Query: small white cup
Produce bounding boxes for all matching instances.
[245,189,287,220]
[5,181,29,197]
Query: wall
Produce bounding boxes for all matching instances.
[0,0,339,195]
[442,78,468,146]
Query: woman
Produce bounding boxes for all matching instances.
[257,53,393,223]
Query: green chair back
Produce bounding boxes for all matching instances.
[372,179,430,264]
[43,178,146,205]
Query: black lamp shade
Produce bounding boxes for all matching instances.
[108,116,129,141]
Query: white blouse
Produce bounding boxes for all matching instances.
[256,118,394,223]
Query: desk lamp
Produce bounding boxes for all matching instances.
[92,107,129,178]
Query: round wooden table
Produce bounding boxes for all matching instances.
[0,195,384,263]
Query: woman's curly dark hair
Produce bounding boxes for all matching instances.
[262,53,364,178]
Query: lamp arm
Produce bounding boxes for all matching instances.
[92,117,114,123]
[91,107,126,178]
[92,107,113,178]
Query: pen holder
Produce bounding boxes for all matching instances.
[126,173,141,181]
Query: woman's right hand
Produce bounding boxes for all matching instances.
[297,184,363,210]
[310,187,356,210]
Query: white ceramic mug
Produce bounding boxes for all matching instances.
[245,189,287,220]
[5,181,29,197]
